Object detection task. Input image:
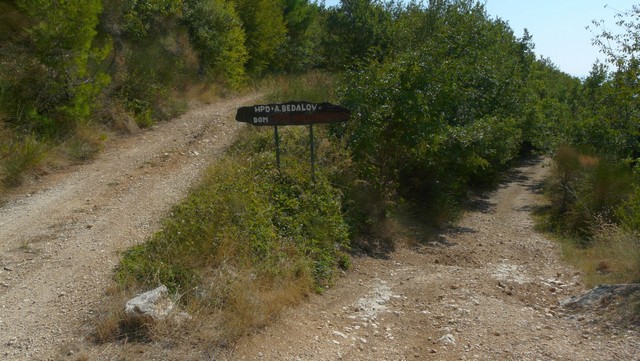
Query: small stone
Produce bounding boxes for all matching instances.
[333,331,348,339]
[438,334,456,345]
[430,349,438,353]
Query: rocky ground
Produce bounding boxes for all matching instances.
[0,94,638,360]
[217,158,639,361]
[0,94,259,360]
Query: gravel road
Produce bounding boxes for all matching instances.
[1,96,638,360]
[0,94,259,360]
[220,158,640,361]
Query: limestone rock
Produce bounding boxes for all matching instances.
[438,333,456,345]
[125,285,175,321]
[560,284,640,310]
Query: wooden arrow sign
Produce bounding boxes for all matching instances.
[236,101,350,126]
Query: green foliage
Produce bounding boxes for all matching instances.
[116,127,350,296]
[522,59,580,153]
[277,0,324,72]
[543,147,637,241]
[337,1,530,221]
[233,0,288,74]
[121,0,182,39]
[322,0,393,69]
[616,185,640,235]
[2,0,110,134]
[576,6,640,159]
[182,0,248,88]
[100,0,194,127]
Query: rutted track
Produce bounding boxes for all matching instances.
[0,94,259,360]
[219,158,640,361]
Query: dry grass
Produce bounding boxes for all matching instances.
[184,82,225,104]
[0,133,47,187]
[558,225,640,287]
[261,71,337,103]
[97,99,140,134]
[64,124,106,161]
[91,266,313,359]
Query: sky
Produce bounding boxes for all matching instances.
[322,0,639,78]
[483,0,637,78]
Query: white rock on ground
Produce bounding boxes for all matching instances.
[125,285,175,321]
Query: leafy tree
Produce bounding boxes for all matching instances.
[232,0,287,74]
[581,5,640,158]
[338,1,532,216]
[182,0,248,87]
[121,0,182,39]
[3,0,110,134]
[322,0,393,69]
[277,0,324,72]
[99,0,193,127]
[522,58,581,152]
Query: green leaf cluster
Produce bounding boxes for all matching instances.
[337,1,531,219]
[183,0,248,87]
[1,0,110,135]
[117,128,350,296]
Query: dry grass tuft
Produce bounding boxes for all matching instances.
[185,83,225,105]
[98,100,140,134]
[0,134,47,187]
[90,270,312,359]
[63,124,106,162]
[558,225,640,287]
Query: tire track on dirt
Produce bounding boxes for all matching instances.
[221,158,639,361]
[0,94,260,360]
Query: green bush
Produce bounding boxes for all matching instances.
[617,185,640,235]
[233,0,287,74]
[0,135,47,187]
[116,127,350,297]
[544,146,637,241]
[1,0,110,136]
[183,0,248,88]
[337,12,528,220]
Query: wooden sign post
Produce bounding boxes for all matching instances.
[236,101,350,182]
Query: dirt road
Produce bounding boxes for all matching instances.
[1,95,638,360]
[0,94,260,360]
[219,159,639,360]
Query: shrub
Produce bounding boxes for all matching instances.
[0,134,47,187]
[11,0,111,133]
[617,185,640,235]
[182,0,248,88]
[544,146,637,241]
[116,127,350,299]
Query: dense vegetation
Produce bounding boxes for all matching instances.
[2,0,639,345]
[536,6,640,286]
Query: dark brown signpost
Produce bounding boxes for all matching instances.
[236,101,350,182]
